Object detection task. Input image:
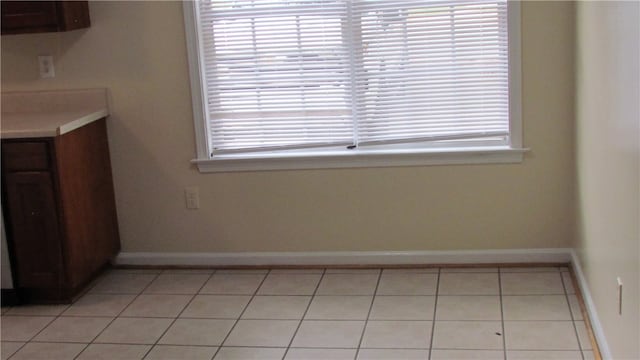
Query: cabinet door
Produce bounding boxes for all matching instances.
[1,1,90,35]
[1,1,58,34]
[4,172,62,289]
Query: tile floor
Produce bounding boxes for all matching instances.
[1,266,596,360]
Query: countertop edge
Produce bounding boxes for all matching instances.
[1,108,109,139]
[57,109,109,136]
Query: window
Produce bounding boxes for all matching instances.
[184,0,523,172]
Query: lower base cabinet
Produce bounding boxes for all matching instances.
[1,118,120,303]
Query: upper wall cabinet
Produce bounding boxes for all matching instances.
[1,1,90,35]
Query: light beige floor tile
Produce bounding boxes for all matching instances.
[503,295,572,320]
[34,316,112,343]
[285,348,357,360]
[1,316,55,341]
[325,268,381,274]
[305,296,372,320]
[376,273,438,295]
[316,274,379,295]
[1,341,24,360]
[214,269,269,274]
[507,350,582,359]
[567,295,583,320]
[382,268,439,274]
[121,294,192,318]
[441,267,499,273]
[501,273,565,295]
[89,273,157,294]
[432,321,503,350]
[63,294,135,317]
[158,319,235,346]
[95,317,173,344]
[144,273,210,294]
[357,349,429,359]
[582,350,595,360]
[430,349,504,359]
[5,304,68,316]
[76,344,150,360]
[162,269,214,274]
[214,347,287,359]
[562,272,576,294]
[504,321,580,350]
[145,345,218,360]
[9,342,86,360]
[500,267,560,273]
[223,319,299,347]
[574,321,592,350]
[242,296,311,319]
[438,273,500,295]
[107,268,162,275]
[269,268,324,274]
[200,274,266,295]
[436,296,502,321]
[181,295,251,319]
[361,320,432,349]
[292,320,365,348]
[369,296,435,320]
[257,274,322,295]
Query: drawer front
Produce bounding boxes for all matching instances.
[2,141,51,172]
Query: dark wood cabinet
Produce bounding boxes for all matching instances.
[4,172,62,291]
[1,119,120,303]
[1,1,90,35]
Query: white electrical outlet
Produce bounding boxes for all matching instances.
[38,55,55,78]
[185,187,200,209]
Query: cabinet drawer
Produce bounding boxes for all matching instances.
[2,141,51,171]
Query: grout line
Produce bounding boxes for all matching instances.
[65,291,577,297]
[353,268,383,359]
[4,316,58,358]
[427,268,441,360]
[561,270,585,360]
[139,269,218,360]
[211,269,270,359]
[3,314,580,322]
[24,272,109,360]
[4,341,593,351]
[566,266,603,360]
[498,270,507,360]
[73,271,162,360]
[7,278,91,351]
[281,269,327,360]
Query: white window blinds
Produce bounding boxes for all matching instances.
[196,0,509,155]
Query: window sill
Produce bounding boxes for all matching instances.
[191,146,529,173]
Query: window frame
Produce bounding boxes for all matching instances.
[183,0,525,173]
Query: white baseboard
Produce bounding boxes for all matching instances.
[570,250,612,360]
[114,248,572,267]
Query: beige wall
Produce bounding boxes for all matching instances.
[1,1,575,253]
[575,2,640,359]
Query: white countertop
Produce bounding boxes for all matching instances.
[1,89,110,139]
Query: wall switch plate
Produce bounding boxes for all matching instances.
[38,55,55,78]
[185,187,200,209]
[617,277,623,315]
